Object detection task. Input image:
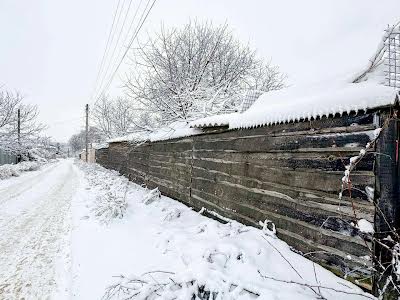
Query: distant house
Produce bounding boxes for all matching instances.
[79,143,108,163]
[79,148,95,163]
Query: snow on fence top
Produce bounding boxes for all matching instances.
[191,80,398,130]
[91,143,109,150]
[110,80,397,144]
[189,112,240,128]
[107,121,202,144]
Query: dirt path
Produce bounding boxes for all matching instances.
[0,160,77,300]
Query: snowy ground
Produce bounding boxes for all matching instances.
[0,160,76,299]
[0,160,43,180]
[0,159,375,299]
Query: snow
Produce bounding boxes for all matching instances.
[0,160,42,180]
[70,161,375,300]
[111,75,397,142]
[191,80,397,130]
[357,219,374,234]
[190,27,399,131]
[352,21,400,84]
[148,121,202,142]
[0,159,377,299]
[365,186,375,202]
[107,121,202,144]
[110,78,397,143]
[190,112,240,128]
[107,131,149,143]
[92,142,109,150]
[0,160,77,299]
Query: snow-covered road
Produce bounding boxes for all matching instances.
[0,160,77,299]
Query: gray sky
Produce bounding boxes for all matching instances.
[0,0,399,142]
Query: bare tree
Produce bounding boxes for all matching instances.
[124,21,285,124]
[92,96,114,139]
[92,96,154,139]
[68,126,105,153]
[68,134,84,153]
[0,91,19,131]
[0,90,45,152]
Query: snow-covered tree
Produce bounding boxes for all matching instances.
[68,126,105,153]
[92,96,155,139]
[124,21,285,124]
[0,90,45,153]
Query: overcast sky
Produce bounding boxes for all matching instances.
[0,0,399,142]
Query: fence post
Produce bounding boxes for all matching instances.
[373,109,400,299]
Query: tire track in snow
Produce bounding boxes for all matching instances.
[0,160,77,299]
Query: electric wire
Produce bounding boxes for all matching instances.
[90,0,123,101]
[95,0,135,103]
[94,0,128,101]
[95,0,157,102]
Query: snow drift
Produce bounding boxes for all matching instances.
[0,161,42,180]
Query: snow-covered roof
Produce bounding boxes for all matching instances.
[191,80,397,130]
[234,81,397,129]
[111,79,398,144]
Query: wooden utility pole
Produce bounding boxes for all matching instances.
[16,108,21,163]
[85,104,89,162]
[17,108,20,144]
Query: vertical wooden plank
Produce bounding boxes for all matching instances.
[373,111,400,299]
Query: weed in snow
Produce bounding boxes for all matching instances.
[142,187,161,205]
[76,161,128,224]
[163,208,182,222]
[92,191,128,223]
[102,272,260,300]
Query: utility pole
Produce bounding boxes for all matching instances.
[85,104,89,163]
[17,108,20,144]
[17,108,21,163]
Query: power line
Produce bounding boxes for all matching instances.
[120,0,144,55]
[94,0,129,100]
[92,0,146,104]
[95,0,135,102]
[95,0,145,104]
[90,0,123,101]
[95,0,157,102]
